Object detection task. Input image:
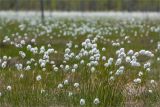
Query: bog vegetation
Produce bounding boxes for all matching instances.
[0,12,160,107]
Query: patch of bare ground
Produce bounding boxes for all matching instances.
[123,82,146,107]
[0,104,12,107]
[125,100,144,107]
[123,80,160,107]
[0,57,20,67]
[7,57,20,67]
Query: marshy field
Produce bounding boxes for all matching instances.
[0,12,160,107]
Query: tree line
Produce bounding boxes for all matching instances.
[0,0,159,11]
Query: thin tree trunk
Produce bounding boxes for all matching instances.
[40,0,45,24]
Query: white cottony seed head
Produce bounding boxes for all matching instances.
[80,99,85,105]
[93,98,100,105]
[7,86,12,91]
[36,75,42,81]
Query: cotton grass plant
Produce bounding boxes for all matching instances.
[0,12,160,107]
